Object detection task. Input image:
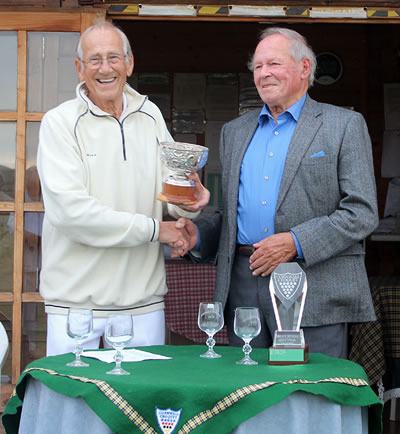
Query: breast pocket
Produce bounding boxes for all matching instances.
[296,155,339,211]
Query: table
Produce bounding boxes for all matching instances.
[349,275,400,419]
[164,261,229,344]
[3,346,382,434]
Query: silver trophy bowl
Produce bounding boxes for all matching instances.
[158,141,208,204]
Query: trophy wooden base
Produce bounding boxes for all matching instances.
[268,344,309,365]
[157,183,197,205]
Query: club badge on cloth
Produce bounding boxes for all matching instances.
[155,407,182,434]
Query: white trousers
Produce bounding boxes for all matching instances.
[46,310,165,356]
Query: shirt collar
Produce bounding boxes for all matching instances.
[258,93,307,125]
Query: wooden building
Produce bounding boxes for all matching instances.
[0,0,399,390]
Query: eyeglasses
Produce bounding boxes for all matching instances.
[80,54,127,70]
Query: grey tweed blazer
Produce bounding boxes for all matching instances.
[197,95,378,326]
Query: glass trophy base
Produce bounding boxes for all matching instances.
[157,182,197,205]
[268,344,309,365]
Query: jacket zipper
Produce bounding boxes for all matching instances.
[117,119,127,161]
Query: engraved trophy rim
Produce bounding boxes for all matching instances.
[160,141,208,153]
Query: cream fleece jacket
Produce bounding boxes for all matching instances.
[38,82,196,316]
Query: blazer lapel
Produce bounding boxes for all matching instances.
[276,97,322,210]
[226,110,259,242]
[230,111,259,190]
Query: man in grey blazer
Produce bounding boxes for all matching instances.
[177,27,378,358]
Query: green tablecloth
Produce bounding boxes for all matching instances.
[2,345,383,434]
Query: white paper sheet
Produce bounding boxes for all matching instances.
[82,348,171,364]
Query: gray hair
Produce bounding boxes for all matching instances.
[248,27,316,88]
[76,21,132,70]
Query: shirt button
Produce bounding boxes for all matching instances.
[264,176,269,180]
[274,131,279,136]
[269,152,274,157]
[262,201,267,205]
[264,228,268,233]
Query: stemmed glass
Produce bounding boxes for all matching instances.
[234,307,261,365]
[104,315,134,375]
[66,308,93,367]
[198,302,224,359]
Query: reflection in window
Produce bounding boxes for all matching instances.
[22,211,43,293]
[26,123,42,203]
[25,166,42,204]
[0,122,16,201]
[22,303,46,371]
[27,32,80,112]
[0,214,14,293]
[0,302,12,383]
[0,32,17,112]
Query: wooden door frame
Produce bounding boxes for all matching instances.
[0,8,105,384]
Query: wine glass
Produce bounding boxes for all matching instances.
[66,308,93,367]
[198,302,224,358]
[234,307,261,365]
[104,315,134,375]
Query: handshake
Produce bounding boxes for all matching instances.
[158,171,209,257]
[159,218,199,258]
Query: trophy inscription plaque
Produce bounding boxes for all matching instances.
[268,262,309,365]
[157,141,208,205]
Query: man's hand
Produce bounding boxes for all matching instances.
[178,173,210,213]
[170,218,199,258]
[159,220,191,257]
[249,232,297,277]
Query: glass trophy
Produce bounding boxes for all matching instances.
[268,262,309,365]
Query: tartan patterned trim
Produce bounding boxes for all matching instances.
[21,367,157,433]
[177,377,369,433]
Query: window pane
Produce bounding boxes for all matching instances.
[0,213,14,294]
[27,32,80,112]
[0,32,17,111]
[0,303,12,385]
[0,122,16,201]
[26,123,42,203]
[22,303,46,370]
[23,212,43,293]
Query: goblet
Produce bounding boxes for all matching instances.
[66,308,93,367]
[198,302,224,358]
[104,315,133,375]
[234,307,261,365]
[157,141,208,205]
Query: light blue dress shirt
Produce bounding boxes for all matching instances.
[236,95,306,257]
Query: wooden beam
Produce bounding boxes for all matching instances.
[0,113,18,121]
[0,294,14,303]
[80,7,107,32]
[11,30,28,384]
[0,11,82,31]
[26,113,45,122]
[24,203,44,212]
[21,293,44,303]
